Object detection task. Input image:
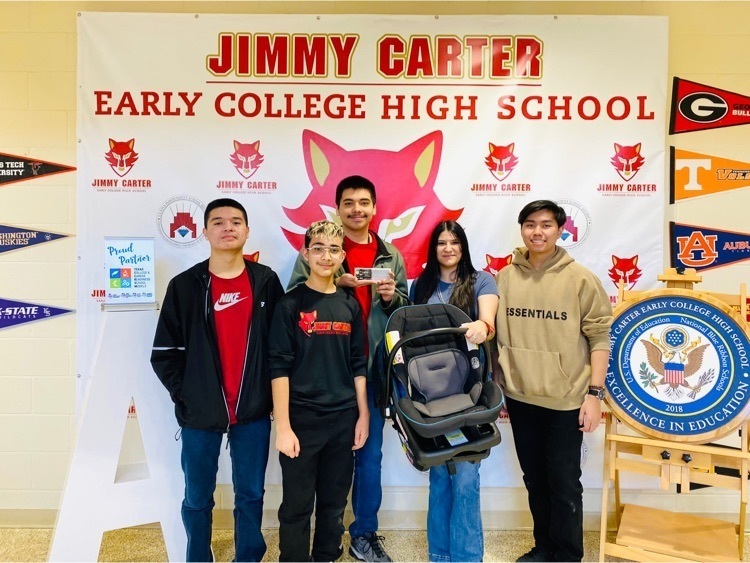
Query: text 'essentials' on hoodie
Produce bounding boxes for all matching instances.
[495,246,613,411]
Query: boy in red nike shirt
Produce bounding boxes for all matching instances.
[151,198,283,562]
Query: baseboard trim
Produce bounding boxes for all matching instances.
[2,507,742,533]
[0,509,58,528]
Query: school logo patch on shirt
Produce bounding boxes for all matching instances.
[298,310,318,335]
[298,309,351,336]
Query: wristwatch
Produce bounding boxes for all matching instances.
[588,385,605,400]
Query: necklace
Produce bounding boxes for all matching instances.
[436,281,451,304]
[437,286,446,303]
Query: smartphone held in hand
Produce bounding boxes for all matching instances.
[354,267,391,282]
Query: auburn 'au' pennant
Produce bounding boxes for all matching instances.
[670,147,750,203]
[669,77,750,134]
[670,221,750,272]
[0,152,76,187]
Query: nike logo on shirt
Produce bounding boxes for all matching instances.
[214,292,248,311]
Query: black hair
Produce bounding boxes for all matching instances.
[517,199,567,227]
[412,221,478,318]
[335,175,376,206]
[204,198,248,228]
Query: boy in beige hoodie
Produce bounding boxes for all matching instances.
[495,200,613,563]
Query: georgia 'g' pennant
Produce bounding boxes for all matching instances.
[0,224,71,255]
[0,152,76,187]
[669,77,750,134]
[670,147,750,203]
[0,297,74,331]
[670,221,750,272]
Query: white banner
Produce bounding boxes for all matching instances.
[77,13,668,488]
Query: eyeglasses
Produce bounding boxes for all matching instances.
[306,246,343,256]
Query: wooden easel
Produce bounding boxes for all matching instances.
[599,269,750,562]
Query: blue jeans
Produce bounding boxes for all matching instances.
[349,383,385,538]
[427,461,483,562]
[181,416,271,562]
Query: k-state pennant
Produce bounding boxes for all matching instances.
[0,297,74,330]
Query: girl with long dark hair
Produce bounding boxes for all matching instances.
[410,220,499,562]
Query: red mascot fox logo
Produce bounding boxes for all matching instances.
[610,143,645,182]
[230,140,264,179]
[243,251,260,263]
[608,255,642,289]
[105,138,139,177]
[485,143,519,182]
[298,310,317,335]
[483,254,513,276]
[282,130,462,279]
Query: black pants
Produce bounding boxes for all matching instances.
[506,397,584,562]
[278,406,357,562]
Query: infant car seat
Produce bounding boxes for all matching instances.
[380,304,504,471]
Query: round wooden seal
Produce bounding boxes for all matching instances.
[606,288,750,443]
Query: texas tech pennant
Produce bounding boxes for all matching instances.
[669,77,750,134]
[0,152,76,187]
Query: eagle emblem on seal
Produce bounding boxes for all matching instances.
[639,326,715,400]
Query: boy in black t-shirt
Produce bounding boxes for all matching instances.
[269,220,370,562]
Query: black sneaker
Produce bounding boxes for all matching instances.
[516,546,555,562]
[349,533,393,562]
[311,544,344,562]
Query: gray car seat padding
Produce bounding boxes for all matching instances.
[407,349,482,417]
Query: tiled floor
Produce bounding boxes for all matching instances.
[2,526,747,561]
[0,527,621,562]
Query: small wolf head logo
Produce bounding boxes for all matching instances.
[282,129,462,279]
[230,140,264,179]
[485,143,519,182]
[298,310,318,335]
[608,255,642,289]
[105,139,139,177]
[483,254,513,277]
[610,143,645,182]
